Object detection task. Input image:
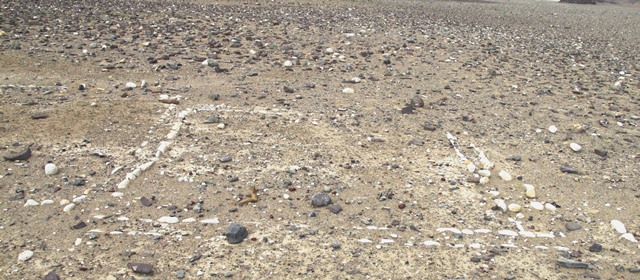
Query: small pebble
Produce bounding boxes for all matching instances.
[44,270,60,280]
[588,243,602,252]
[342,87,355,94]
[611,220,627,234]
[225,223,248,244]
[508,203,522,213]
[548,125,558,133]
[565,222,582,231]
[45,163,59,175]
[24,199,39,207]
[311,193,332,207]
[128,262,153,275]
[18,250,33,262]
[498,170,512,181]
[570,143,582,152]
[331,240,342,249]
[328,204,342,214]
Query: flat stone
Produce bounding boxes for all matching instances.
[158,216,179,224]
[72,221,87,229]
[3,146,31,161]
[565,222,582,231]
[140,196,153,207]
[588,243,602,252]
[44,270,60,280]
[557,257,590,269]
[225,223,248,244]
[18,250,33,261]
[328,204,342,214]
[594,149,608,157]
[31,113,49,119]
[219,155,232,163]
[311,193,332,207]
[128,262,153,275]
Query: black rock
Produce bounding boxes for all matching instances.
[400,104,414,114]
[328,204,342,214]
[31,113,49,120]
[594,149,608,157]
[560,165,582,174]
[4,147,32,161]
[71,178,86,186]
[559,0,595,4]
[140,196,153,207]
[556,257,590,269]
[44,270,60,280]
[310,193,332,207]
[470,256,481,263]
[129,262,153,275]
[72,221,87,229]
[283,86,295,93]
[225,223,248,244]
[588,243,602,252]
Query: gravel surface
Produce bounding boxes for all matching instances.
[1,0,639,278]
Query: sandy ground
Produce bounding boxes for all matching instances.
[0,0,639,279]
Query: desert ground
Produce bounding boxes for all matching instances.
[0,0,639,279]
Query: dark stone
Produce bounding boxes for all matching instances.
[4,147,31,161]
[140,196,153,207]
[129,262,153,275]
[31,113,49,120]
[44,270,60,280]
[219,155,232,163]
[579,273,600,279]
[507,155,522,161]
[225,223,248,244]
[594,149,608,157]
[283,86,295,93]
[71,178,86,186]
[556,257,590,269]
[411,95,424,107]
[588,243,602,252]
[400,104,414,114]
[565,222,582,231]
[72,221,87,229]
[310,193,332,207]
[470,256,481,263]
[328,204,342,214]
[9,192,25,201]
[560,165,582,174]
[559,0,595,4]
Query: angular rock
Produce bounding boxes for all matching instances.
[588,243,602,252]
[129,262,153,275]
[328,204,342,214]
[140,196,153,207]
[557,257,591,269]
[411,95,424,107]
[18,250,33,261]
[225,223,248,244]
[565,222,582,231]
[311,193,332,207]
[44,270,60,280]
[4,147,31,161]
